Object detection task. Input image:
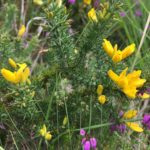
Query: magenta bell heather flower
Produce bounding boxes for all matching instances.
[142,114,150,130]
[80,129,86,136]
[83,141,91,150]
[90,137,97,149]
[80,129,97,150]
[68,0,76,4]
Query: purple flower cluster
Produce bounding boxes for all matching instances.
[142,114,150,130]
[80,129,97,150]
[110,124,126,133]
[110,111,126,133]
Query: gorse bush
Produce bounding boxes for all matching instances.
[0,0,150,150]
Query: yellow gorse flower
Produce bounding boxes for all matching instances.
[1,59,30,84]
[108,67,146,99]
[33,0,43,6]
[123,110,143,132]
[39,124,52,141]
[18,25,26,37]
[88,8,98,22]
[102,39,135,63]
[84,0,91,5]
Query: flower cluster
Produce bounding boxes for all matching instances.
[1,58,30,84]
[111,110,143,133]
[96,38,148,135]
[108,67,146,99]
[80,129,97,150]
[102,39,135,63]
[87,2,110,22]
[97,84,107,104]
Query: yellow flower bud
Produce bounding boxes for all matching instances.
[18,25,26,37]
[8,58,17,69]
[97,85,103,95]
[88,8,98,22]
[45,132,52,140]
[98,95,106,104]
[63,116,68,126]
[123,110,137,119]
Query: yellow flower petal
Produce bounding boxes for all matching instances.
[116,68,128,88]
[123,87,137,99]
[117,77,128,89]
[123,110,137,119]
[15,68,25,83]
[126,122,143,132]
[84,0,91,5]
[119,67,128,78]
[17,63,27,68]
[8,58,17,68]
[102,39,114,57]
[98,95,106,104]
[127,70,141,79]
[1,69,17,83]
[112,50,122,63]
[97,84,103,95]
[45,132,52,140]
[88,8,98,22]
[122,43,135,60]
[18,25,26,37]
[133,79,146,88]
[108,70,119,83]
[21,67,30,82]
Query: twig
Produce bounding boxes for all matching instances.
[131,13,150,71]
[21,0,25,24]
[30,49,48,74]
[24,17,46,38]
